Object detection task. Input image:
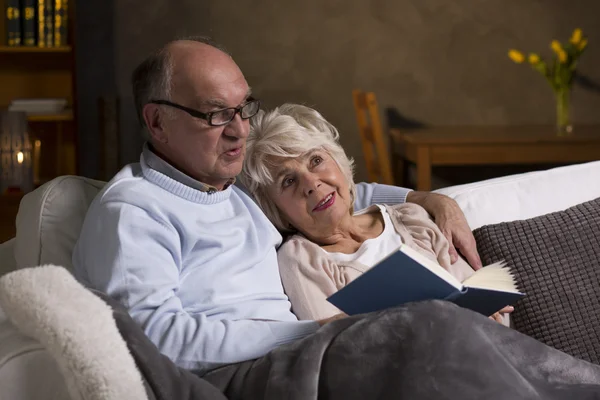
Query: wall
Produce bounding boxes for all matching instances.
[82,0,600,184]
[75,0,117,179]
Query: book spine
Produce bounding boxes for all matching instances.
[5,1,14,46]
[44,0,53,47]
[62,0,67,45]
[53,0,66,46]
[37,0,45,47]
[5,0,22,46]
[14,0,22,45]
[21,0,36,46]
[443,289,465,303]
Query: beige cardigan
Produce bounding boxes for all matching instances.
[277,203,477,321]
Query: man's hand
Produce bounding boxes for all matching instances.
[406,191,483,270]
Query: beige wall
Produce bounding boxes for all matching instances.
[113,0,600,183]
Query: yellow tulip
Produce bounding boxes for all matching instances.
[570,28,583,45]
[579,38,588,51]
[508,49,525,64]
[558,49,568,63]
[528,53,540,64]
[551,40,563,54]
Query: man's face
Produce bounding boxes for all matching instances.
[147,43,252,189]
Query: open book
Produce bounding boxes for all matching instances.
[327,245,525,317]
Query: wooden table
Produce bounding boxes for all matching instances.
[390,125,600,191]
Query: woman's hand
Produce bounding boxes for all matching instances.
[406,191,483,270]
[489,306,514,324]
[317,313,347,326]
[489,312,504,323]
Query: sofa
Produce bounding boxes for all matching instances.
[1,160,600,400]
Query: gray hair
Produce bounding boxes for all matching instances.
[240,104,356,233]
[131,35,229,140]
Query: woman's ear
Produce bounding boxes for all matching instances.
[283,218,297,232]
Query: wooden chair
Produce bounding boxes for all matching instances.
[352,89,395,185]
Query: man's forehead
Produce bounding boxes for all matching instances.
[199,87,253,108]
[171,71,251,107]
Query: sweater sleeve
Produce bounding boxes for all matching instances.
[73,202,319,373]
[392,204,475,283]
[354,182,412,211]
[277,238,353,321]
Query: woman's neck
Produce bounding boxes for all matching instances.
[316,209,385,254]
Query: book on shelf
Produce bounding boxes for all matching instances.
[53,0,67,47]
[22,0,36,46]
[327,244,525,317]
[3,0,68,47]
[5,0,22,46]
[38,0,52,47]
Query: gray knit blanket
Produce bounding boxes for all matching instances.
[97,292,600,400]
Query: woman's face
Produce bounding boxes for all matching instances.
[266,149,352,240]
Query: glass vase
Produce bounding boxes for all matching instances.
[555,88,573,135]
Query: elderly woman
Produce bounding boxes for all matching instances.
[240,104,511,323]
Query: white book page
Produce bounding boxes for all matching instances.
[400,245,463,290]
[462,261,521,293]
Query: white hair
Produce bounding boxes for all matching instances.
[240,103,356,233]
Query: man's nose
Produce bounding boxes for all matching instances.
[224,113,249,139]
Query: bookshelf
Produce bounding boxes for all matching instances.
[28,110,73,121]
[0,0,77,242]
[0,45,71,52]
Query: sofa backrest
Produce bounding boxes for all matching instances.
[9,161,600,272]
[435,161,600,230]
[15,176,106,271]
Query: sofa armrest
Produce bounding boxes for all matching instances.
[0,315,72,400]
[0,239,17,278]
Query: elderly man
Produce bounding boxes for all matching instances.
[72,37,481,375]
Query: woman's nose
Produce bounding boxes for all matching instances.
[303,177,321,196]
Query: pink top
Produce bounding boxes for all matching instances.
[276,203,476,321]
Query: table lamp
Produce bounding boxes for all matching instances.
[0,110,34,194]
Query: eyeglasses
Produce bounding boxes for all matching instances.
[149,97,261,126]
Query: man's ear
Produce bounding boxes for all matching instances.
[142,104,169,144]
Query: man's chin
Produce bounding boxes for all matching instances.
[219,163,243,180]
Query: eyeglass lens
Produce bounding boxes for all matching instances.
[210,101,260,125]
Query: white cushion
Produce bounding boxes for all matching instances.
[434,161,600,230]
[14,176,105,271]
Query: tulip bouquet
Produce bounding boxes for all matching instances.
[508,28,588,134]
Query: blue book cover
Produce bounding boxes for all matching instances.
[327,245,524,317]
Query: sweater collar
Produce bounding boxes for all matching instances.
[143,142,236,194]
[140,143,233,204]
